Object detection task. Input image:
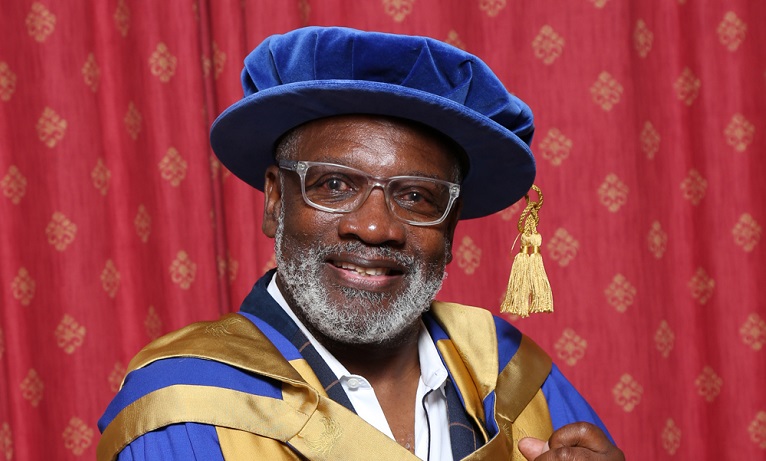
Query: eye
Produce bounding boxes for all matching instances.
[390,178,451,218]
[402,190,424,203]
[324,177,348,191]
[315,176,353,192]
[305,173,360,202]
[394,186,438,208]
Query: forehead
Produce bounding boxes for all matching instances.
[287,115,462,179]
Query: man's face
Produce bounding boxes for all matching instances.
[262,115,462,346]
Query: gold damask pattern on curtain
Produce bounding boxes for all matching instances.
[0,0,764,459]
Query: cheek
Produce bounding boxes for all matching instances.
[410,229,452,262]
[280,199,338,240]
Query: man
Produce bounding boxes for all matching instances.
[98,27,624,461]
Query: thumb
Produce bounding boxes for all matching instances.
[518,437,550,460]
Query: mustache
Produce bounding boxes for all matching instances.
[313,241,416,266]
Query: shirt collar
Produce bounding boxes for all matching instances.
[418,322,449,395]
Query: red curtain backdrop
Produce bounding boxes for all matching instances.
[1,1,764,459]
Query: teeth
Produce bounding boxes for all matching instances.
[337,262,389,276]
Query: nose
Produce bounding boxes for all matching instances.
[337,187,407,246]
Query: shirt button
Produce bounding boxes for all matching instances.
[347,377,360,389]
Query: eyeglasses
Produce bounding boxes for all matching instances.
[278,160,461,226]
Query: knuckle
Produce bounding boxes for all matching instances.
[554,446,576,460]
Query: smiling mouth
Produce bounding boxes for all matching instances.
[331,261,403,277]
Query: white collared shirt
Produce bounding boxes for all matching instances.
[267,276,453,460]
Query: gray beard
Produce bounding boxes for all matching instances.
[274,213,448,345]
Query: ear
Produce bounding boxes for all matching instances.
[262,165,282,238]
[443,199,462,264]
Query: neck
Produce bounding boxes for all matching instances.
[316,320,422,380]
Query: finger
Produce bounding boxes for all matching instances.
[547,422,612,452]
[518,437,549,460]
[535,446,598,461]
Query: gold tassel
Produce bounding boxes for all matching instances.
[500,185,554,317]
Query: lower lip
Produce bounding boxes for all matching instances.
[325,263,403,291]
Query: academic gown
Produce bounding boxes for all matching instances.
[98,272,610,461]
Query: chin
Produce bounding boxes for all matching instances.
[311,309,424,347]
[297,288,430,346]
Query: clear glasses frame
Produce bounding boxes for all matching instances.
[278,160,461,226]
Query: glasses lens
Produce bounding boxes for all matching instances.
[302,163,366,211]
[293,161,457,225]
[388,178,452,223]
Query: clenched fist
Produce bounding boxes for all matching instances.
[518,422,625,460]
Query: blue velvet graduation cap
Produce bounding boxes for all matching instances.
[210,26,536,219]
